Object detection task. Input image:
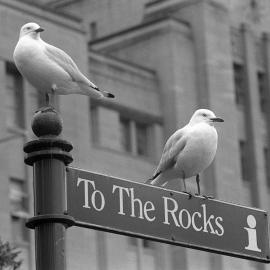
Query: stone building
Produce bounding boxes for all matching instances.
[0,0,269,269]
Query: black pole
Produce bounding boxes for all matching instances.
[24,108,75,270]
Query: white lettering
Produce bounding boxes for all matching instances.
[78,180,226,237]
[77,178,95,209]
[163,196,180,227]
[202,204,215,234]
[179,209,191,229]
[244,215,261,252]
[215,217,224,236]
[192,212,203,232]
[144,201,156,222]
[91,190,105,211]
[130,188,144,219]
[112,185,130,215]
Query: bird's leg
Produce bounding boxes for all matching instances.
[44,91,56,112]
[42,84,57,113]
[161,181,168,188]
[196,174,214,199]
[183,178,187,192]
[182,178,192,199]
[45,93,50,106]
[51,84,57,108]
[194,174,213,199]
[202,194,215,200]
[36,92,52,113]
[195,174,201,196]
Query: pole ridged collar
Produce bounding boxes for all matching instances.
[26,214,76,229]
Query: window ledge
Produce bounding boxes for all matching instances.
[91,143,156,165]
[7,124,28,137]
[12,240,30,248]
[11,210,31,219]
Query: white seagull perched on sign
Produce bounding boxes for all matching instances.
[13,22,114,106]
[146,109,224,198]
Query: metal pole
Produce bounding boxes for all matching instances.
[24,108,75,270]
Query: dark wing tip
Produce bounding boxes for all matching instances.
[153,171,161,179]
[145,171,161,184]
[105,92,115,98]
[97,87,115,98]
[144,178,153,184]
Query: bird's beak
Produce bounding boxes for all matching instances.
[35,27,44,33]
[210,117,224,122]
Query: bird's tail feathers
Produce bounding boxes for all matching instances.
[91,84,115,99]
[79,75,115,98]
[144,171,161,185]
[144,178,154,185]
[78,81,115,99]
[100,89,115,98]
[145,171,169,186]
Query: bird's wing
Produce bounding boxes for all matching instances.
[154,128,187,176]
[44,43,97,88]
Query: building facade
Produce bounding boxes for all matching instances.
[0,0,269,269]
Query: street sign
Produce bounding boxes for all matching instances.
[66,167,270,263]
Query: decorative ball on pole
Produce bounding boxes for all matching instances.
[24,107,73,166]
[31,108,63,138]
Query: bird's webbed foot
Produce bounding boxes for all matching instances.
[201,194,214,200]
[182,191,193,199]
[35,106,57,114]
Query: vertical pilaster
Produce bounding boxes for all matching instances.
[187,1,243,270]
[242,24,269,209]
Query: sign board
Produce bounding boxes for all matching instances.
[66,167,270,263]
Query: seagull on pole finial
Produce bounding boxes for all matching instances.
[13,22,114,109]
[145,109,224,198]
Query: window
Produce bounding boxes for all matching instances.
[9,178,29,243]
[120,116,151,157]
[264,147,270,188]
[90,21,98,40]
[129,238,152,249]
[5,62,25,129]
[233,63,245,106]
[129,237,137,246]
[90,103,158,159]
[142,239,151,248]
[239,140,249,181]
[257,71,267,113]
[120,117,132,152]
[90,105,99,144]
[136,123,149,156]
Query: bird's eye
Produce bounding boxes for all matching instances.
[202,113,207,117]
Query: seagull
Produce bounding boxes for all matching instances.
[145,109,224,197]
[13,22,114,107]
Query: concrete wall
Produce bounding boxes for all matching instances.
[1,0,270,270]
[60,0,147,39]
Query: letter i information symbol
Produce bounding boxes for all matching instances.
[244,215,261,252]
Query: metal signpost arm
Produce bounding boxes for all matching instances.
[24,108,75,270]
